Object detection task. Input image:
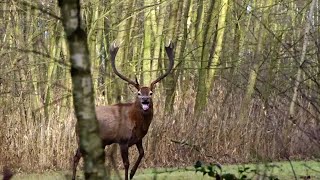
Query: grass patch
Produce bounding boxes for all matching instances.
[2,160,319,179]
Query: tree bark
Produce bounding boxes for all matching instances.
[164,0,181,113]
[58,0,107,179]
[207,0,229,88]
[194,0,216,115]
[142,0,153,85]
[289,0,317,118]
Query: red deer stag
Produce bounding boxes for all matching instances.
[72,42,174,180]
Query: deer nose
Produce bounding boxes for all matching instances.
[141,97,149,102]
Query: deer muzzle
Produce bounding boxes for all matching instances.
[141,97,150,111]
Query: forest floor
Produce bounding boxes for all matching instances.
[2,160,320,180]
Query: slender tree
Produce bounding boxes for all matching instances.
[58,0,107,179]
[194,0,216,114]
[142,0,153,85]
[208,0,229,88]
[289,0,317,118]
[164,0,181,113]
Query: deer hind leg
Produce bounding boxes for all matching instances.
[130,140,144,179]
[120,144,130,180]
[72,148,82,180]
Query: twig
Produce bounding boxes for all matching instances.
[286,157,298,180]
[170,139,214,158]
[304,164,320,173]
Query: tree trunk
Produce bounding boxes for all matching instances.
[289,0,317,119]
[207,0,229,88]
[142,0,153,85]
[164,0,181,113]
[194,0,216,115]
[58,1,107,179]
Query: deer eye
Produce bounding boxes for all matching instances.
[138,92,141,96]
[149,91,153,96]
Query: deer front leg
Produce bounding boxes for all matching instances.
[72,148,82,180]
[120,144,130,180]
[130,140,144,179]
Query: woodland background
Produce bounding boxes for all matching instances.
[0,0,319,172]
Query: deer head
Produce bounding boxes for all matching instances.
[109,41,174,111]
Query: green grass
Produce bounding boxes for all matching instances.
[3,160,320,180]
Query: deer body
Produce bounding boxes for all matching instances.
[95,97,153,146]
[72,42,174,180]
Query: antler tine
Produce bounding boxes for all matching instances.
[150,41,174,90]
[110,42,140,89]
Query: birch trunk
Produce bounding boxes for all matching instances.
[58,1,107,179]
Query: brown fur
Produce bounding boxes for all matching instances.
[72,42,173,180]
[2,167,13,180]
[72,87,154,180]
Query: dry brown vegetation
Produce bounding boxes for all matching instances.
[1,79,319,172]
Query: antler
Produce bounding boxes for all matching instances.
[150,41,174,90]
[110,42,140,89]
